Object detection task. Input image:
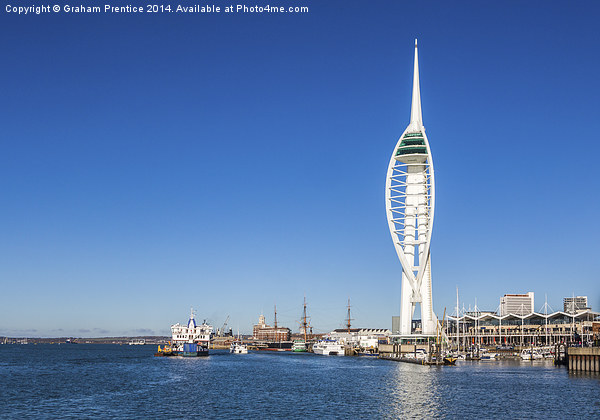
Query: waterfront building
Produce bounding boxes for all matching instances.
[252,313,291,341]
[564,296,589,312]
[386,40,436,338]
[448,309,600,348]
[499,292,534,316]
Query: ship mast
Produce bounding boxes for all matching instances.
[274,304,278,342]
[302,296,309,342]
[346,297,353,333]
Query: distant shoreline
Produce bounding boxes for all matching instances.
[1,336,169,345]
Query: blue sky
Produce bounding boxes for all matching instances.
[1,1,599,337]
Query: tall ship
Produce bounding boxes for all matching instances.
[155,308,213,357]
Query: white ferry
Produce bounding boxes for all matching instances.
[312,339,344,356]
[156,308,213,357]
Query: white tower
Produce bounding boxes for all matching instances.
[386,40,436,336]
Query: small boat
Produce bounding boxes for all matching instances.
[230,329,248,354]
[521,348,543,360]
[155,344,175,357]
[292,340,308,352]
[229,341,248,354]
[404,349,428,360]
[443,356,458,365]
[479,349,497,360]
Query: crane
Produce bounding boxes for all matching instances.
[219,315,230,337]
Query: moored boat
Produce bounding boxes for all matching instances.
[312,339,344,356]
[260,341,293,351]
[292,340,308,352]
[443,356,458,365]
[479,349,497,360]
[520,348,544,360]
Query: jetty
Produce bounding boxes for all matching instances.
[565,347,600,372]
[378,343,456,366]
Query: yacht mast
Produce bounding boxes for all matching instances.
[456,287,460,353]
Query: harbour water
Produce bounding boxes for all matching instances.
[1,345,599,418]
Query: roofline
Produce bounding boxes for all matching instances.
[447,308,600,321]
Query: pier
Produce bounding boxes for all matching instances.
[378,343,454,365]
[567,347,600,373]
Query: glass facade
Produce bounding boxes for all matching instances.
[396,132,427,156]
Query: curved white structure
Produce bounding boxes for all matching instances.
[386,40,436,336]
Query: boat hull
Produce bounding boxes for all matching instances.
[154,349,208,357]
[313,349,343,356]
[313,342,344,356]
[181,350,209,357]
[259,341,293,351]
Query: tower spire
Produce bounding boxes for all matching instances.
[409,39,423,130]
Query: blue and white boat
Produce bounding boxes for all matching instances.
[160,308,213,357]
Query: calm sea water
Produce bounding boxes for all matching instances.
[1,344,599,418]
